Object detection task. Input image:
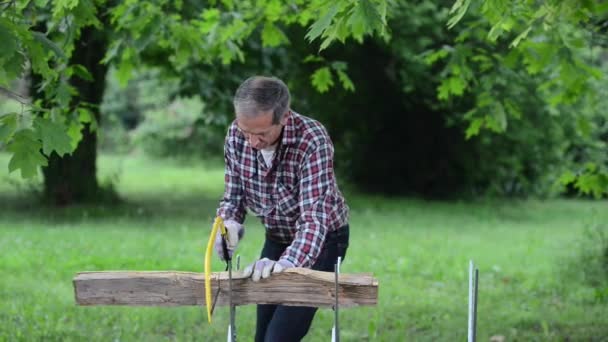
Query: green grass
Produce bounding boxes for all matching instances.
[1,152,607,341]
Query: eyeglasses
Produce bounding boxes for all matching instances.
[236,124,278,138]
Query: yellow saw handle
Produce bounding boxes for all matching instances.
[205,216,226,323]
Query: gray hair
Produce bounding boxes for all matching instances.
[233,76,291,124]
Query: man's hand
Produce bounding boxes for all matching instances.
[242,258,294,282]
[214,219,244,260]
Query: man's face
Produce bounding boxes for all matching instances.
[236,110,287,150]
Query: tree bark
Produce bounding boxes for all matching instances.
[40,26,109,205]
[73,269,379,308]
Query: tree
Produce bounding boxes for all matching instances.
[0,0,387,204]
[1,0,606,201]
[434,0,608,197]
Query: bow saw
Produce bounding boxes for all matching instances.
[204,216,237,341]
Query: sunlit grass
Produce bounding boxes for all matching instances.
[1,152,607,341]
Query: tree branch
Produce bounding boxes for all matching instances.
[0,86,30,105]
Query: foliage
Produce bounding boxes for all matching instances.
[132,96,224,159]
[98,67,179,154]
[0,0,386,178]
[0,0,104,178]
[562,217,608,303]
[1,0,606,199]
[168,0,606,198]
[436,0,608,196]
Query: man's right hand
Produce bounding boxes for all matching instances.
[214,219,244,260]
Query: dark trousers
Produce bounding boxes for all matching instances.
[255,225,349,342]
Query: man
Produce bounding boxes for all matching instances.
[213,75,350,341]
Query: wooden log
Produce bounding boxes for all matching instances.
[73,268,378,308]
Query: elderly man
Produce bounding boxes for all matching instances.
[213,75,350,341]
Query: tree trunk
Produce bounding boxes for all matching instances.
[40,26,109,205]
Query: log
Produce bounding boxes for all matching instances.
[73,268,378,308]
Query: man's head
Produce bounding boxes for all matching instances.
[233,76,290,149]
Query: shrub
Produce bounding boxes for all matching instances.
[132,96,224,159]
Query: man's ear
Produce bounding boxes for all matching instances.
[280,110,290,125]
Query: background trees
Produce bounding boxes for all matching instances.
[1,0,606,203]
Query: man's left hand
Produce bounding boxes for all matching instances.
[242,258,294,282]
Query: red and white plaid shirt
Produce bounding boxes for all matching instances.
[216,111,349,267]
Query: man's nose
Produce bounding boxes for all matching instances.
[248,135,260,147]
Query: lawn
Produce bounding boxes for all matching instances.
[1,152,607,341]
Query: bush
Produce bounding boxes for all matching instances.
[98,114,133,154]
[565,219,608,302]
[581,223,608,286]
[132,96,225,159]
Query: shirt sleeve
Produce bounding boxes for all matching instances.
[280,138,336,267]
[216,130,246,224]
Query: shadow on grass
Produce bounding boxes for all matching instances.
[0,191,222,225]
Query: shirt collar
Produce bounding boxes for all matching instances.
[281,110,298,146]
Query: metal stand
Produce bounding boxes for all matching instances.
[226,255,240,342]
[332,256,341,342]
[468,260,479,342]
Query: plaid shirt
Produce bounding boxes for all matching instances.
[216,111,349,267]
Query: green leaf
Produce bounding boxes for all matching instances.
[522,42,555,75]
[510,26,532,48]
[0,18,18,58]
[310,67,334,93]
[32,31,67,60]
[78,107,92,123]
[447,0,471,29]
[7,129,47,178]
[438,76,465,100]
[0,113,19,142]
[487,24,503,42]
[575,173,604,199]
[71,64,94,82]
[261,22,287,47]
[0,17,25,87]
[585,162,597,173]
[201,8,220,21]
[67,121,83,149]
[558,171,576,185]
[303,55,324,63]
[56,81,73,108]
[264,0,283,22]
[450,77,465,96]
[101,39,123,64]
[116,57,134,87]
[438,80,451,100]
[576,116,592,137]
[424,49,449,65]
[347,0,383,41]
[54,0,79,10]
[331,61,347,71]
[490,103,507,132]
[504,100,522,119]
[306,4,339,43]
[78,107,97,132]
[319,32,338,51]
[220,0,234,10]
[336,70,355,92]
[465,117,484,139]
[0,47,26,86]
[24,33,53,78]
[34,117,74,157]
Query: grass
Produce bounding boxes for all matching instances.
[1,151,607,341]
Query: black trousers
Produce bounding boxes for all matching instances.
[255,225,349,342]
